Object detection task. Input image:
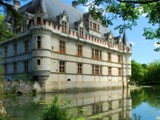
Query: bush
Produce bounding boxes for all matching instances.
[0,115,9,120]
[41,96,70,120]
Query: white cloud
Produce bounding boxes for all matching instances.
[78,0,104,13]
[138,7,147,17]
[154,41,160,47]
[129,41,135,46]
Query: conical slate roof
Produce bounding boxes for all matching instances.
[122,31,130,47]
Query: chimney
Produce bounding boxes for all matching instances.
[72,1,78,8]
[14,0,20,11]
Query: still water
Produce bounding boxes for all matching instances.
[1,87,160,120]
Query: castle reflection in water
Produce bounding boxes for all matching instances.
[3,88,132,120]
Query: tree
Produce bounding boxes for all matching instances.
[0,0,25,41]
[130,60,146,85]
[77,0,160,47]
[144,60,160,85]
[0,14,14,42]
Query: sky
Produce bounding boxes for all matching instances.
[7,0,160,64]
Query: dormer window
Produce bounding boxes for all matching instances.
[62,21,67,33]
[37,17,41,25]
[90,21,92,29]
[119,42,122,50]
[98,25,100,32]
[80,27,83,38]
[43,20,46,25]
[90,22,99,32]
[93,23,97,31]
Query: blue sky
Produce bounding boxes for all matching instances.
[18,0,160,64]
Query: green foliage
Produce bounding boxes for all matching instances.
[0,60,4,94]
[78,0,160,48]
[143,60,160,85]
[130,60,147,85]
[0,14,15,42]
[131,87,160,110]
[0,115,9,120]
[41,96,70,120]
[131,60,160,86]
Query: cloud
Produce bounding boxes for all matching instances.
[138,7,147,17]
[129,41,135,46]
[78,0,104,13]
[154,41,160,47]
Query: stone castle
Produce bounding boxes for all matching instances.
[0,0,132,92]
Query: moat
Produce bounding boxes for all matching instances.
[1,87,160,120]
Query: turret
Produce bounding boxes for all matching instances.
[14,0,20,11]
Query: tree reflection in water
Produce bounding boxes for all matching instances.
[131,87,160,110]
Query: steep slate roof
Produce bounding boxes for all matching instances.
[18,0,110,38]
[19,0,83,28]
[122,31,131,47]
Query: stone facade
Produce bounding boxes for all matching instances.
[0,0,132,92]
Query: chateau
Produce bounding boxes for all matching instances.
[0,0,132,92]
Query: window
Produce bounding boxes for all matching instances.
[92,49,94,58]
[100,51,102,60]
[80,27,83,38]
[37,36,41,49]
[43,20,46,25]
[24,61,28,73]
[92,65,102,75]
[4,64,7,74]
[77,45,82,56]
[78,63,82,74]
[13,62,17,73]
[118,68,122,76]
[108,67,112,75]
[59,61,65,73]
[108,52,111,62]
[92,65,95,75]
[4,46,8,57]
[95,49,99,59]
[13,43,17,55]
[100,66,102,75]
[24,40,29,53]
[90,21,92,29]
[98,25,100,32]
[92,49,102,60]
[119,42,122,50]
[118,55,121,63]
[95,65,99,75]
[62,21,67,33]
[37,59,41,65]
[37,17,41,25]
[93,23,97,31]
[59,41,65,54]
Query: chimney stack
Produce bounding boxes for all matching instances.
[72,1,78,8]
[14,0,20,11]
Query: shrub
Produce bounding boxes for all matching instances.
[41,96,70,120]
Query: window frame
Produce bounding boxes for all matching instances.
[59,41,65,54]
[62,21,67,33]
[24,40,29,53]
[108,67,112,76]
[59,61,65,73]
[77,44,83,57]
[13,43,17,55]
[77,63,82,74]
